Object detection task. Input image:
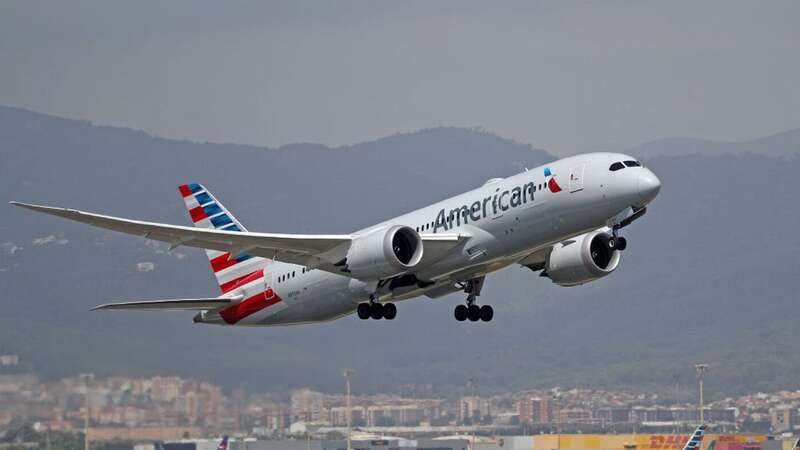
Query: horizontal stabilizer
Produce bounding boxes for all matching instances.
[91,298,232,311]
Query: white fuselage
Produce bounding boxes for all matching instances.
[198,152,660,326]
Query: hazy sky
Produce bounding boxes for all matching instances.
[1,0,798,155]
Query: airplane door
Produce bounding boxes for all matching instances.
[569,164,585,193]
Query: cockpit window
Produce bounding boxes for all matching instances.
[624,160,641,167]
[609,162,625,171]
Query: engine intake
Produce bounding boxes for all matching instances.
[344,225,423,279]
[544,230,621,287]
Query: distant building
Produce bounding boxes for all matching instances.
[136,262,155,272]
[0,355,19,366]
[291,389,328,422]
[770,406,799,431]
[329,406,365,426]
[518,396,551,424]
[554,408,593,424]
[367,404,428,426]
[87,426,201,441]
[594,407,632,424]
[460,396,491,423]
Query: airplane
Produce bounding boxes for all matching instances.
[682,425,708,450]
[11,152,661,325]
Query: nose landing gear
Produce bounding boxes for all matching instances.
[453,277,493,322]
[608,231,627,252]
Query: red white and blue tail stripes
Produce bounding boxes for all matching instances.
[179,183,248,232]
[178,183,283,324]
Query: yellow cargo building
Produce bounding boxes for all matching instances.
[529,434,768,450]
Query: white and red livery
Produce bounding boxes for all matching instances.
[12,152,660,325]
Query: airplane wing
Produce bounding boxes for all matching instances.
[91,298,233,311]
[10,202,465,277]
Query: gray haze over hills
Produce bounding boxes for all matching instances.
[1,105,799,400]
[1,1,799,154]
[629,129,800,159]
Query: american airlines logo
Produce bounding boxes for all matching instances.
[434,167,561,232]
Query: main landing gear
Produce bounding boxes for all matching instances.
[453,277,493,322]
[357,298,397,321]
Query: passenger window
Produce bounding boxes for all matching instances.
[292,271,295,277]
[624,160,641,167]
[609,162,625,171]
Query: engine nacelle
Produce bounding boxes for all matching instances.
[544,230,621,287]
[344,225,423,280]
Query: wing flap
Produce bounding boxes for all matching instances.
[91,298,232,311]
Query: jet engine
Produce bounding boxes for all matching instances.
[343,225,423,279]
[543,230,621,286]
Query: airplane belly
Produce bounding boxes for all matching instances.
[256,275,358,325]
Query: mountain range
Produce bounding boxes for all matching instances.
[1,105,798,400]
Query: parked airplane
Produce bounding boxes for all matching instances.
[11,152,660,325]
[682,425,708,450]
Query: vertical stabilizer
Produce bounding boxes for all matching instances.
[178,183,269,293]
[682,425,708,450]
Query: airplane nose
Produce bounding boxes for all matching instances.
[637,170,661,204]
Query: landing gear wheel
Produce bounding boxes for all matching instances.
[383,303,397,320]
[370,302,384,320]
[357,303,371,320]
[454,304,468,321]
[479,305,494,322]
[616,237,627,251]
[467,304,481,322]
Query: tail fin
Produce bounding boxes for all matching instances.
[682,425,707,450]
[217,436,229,450]
[179,183,269,293]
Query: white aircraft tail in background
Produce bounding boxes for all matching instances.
[682,425,708,450]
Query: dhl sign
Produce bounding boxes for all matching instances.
[531,434,769,450]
